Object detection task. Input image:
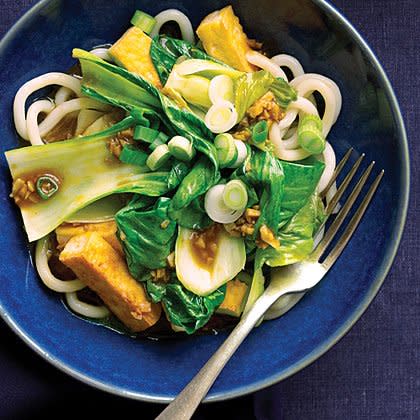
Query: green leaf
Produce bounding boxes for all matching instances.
[150,35,227,84]
[270,77,298,108]
[171,157,221,211]
[265,194,326,267]
[116,197,177,278]
[234,71,276,121]
[233,150,284,236]
[167,161,190,189]
[168,197,212,230]
[279,157,326,226]
[146,278,226,334]
[234,71,297,121]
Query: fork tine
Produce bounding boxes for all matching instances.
[322,170,384,269]
[325,153,365,216]
[311,160,375,261]
[319,147,354,199]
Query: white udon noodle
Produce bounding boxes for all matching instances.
[15,14,342,323]
[150,9,195,44]
[35,237,110,318]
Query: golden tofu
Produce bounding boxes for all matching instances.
[196,5,256,72]
[55,221,123,255]
[217,278,249,317]
[109,26,162,88]
[59,232,161,332]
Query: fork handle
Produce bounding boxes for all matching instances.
[155,292,279,420]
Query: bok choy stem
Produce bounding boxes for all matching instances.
[5,134,171,242]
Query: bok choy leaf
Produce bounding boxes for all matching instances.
[146,277,226,334]
[5,135,170,242]
[116,197,177,278]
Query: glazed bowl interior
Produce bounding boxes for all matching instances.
[0,0,408,402]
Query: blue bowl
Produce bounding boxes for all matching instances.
[0,0,408,402]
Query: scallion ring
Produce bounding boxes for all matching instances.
[209,75,234,104]
[168,135,195,162]
[204,184,244,224]
[230,140,249,168]
[36,174,60,200]
[214,133,238,168]
[222,180,248,211]
[146,144,171,171]
[204,100,238,134]
[297,114,326,154]
[252,120,269,143]
[130,10,156,34]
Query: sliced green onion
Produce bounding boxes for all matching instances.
[204,100,238,134]
[209,75,234,104]
[214,133,238,168]
[133,126,159,143]
[230,140,249,168]
[130,10,156,34]
[149,133,169,151]
[252,120,268,143]
[168,136,195,162]
[146,144,171,170]
[149,137,166,151]
[297,114,326,154]
[204,184,244,224]
[300,114,322,131]
[222,180,248,211]
[36,174,59,200]
[119,145,148,166]
[156,132,169,143]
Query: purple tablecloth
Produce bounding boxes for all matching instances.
[0,1,418,418]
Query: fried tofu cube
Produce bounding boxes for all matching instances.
[55,221,123,255]
[109,26,162,88]
[59,232,161,332]
[196,5,257,72]
[217,278,249,317]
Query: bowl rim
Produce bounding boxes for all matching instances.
[0,0,410,403]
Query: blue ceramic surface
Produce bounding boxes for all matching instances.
[0,0,408,402]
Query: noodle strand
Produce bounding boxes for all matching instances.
[35,236,85,293]
[65,292,110,318]
[26,99,55,146]
[150,9,195,44]
[14,73,81,139]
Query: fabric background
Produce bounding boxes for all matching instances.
[0,0,418,418]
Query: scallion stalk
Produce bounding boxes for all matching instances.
[214,133,238,168]
[168,136,195,162]
[134,126,159,143]
[252,120,268,144]
[119,145,148,166]
[130,10,156,34]
[146,144,171,170]
[297,114,326,154]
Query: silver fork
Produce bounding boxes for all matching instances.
[156,149,384,420]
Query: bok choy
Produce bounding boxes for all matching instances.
[5,133,171,242]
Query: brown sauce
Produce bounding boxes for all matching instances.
[43,112,78,143]
[189,224,221,272]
